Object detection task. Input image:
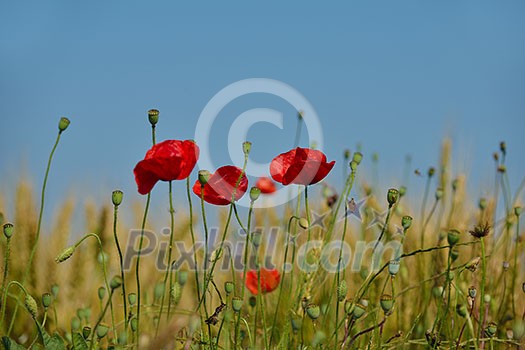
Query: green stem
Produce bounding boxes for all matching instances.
[511,213,520,318]
[420,173,432,249]
[0,237,11,321]
[478,238,487,342]
[112,203,128,329]
[186,177,202,303]
[9,130,63,335]
[90,289,115,350]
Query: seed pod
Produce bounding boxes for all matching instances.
[291,315,302,332]
[110,275,123,290]
[232,297,243,312]
[128,293,137,306]
[388,260,400,276]
[249,187,261,202]
[479,198,487,210]
[399,186,407,197]
[435,188,444,200]
[343,149,351,160]
[468,286,477,298]
[306,304,321,320]
[344,298,353,315]
[484,294,491,303]
[198,170,211,186]
[3,223,14,239]
[112,190,123,206]
[401,216,413,230]
[352,152,363,165]
[82,326,91,339]
[96,323,110,338]
[51,284,59,298]
[147,109,159,126]
[98,287,106,300]
[42,293,52,309]
[456,304,467,317]
[71,316,81,331]
[349,160,358,172]
[352,303,366,319]
[387,188,399,207]
[515,207,522,217]
[447,229,460,246]
[154,282,165,300]
[58,117,70,132]
[224,281,234,295]
[242,141,252,156]
[380,294,394,313]
[312,330,326,347]
[130,318,138,332]
[485,322,497,337]
[178,271,188,286]
[248,296,256,308]
[298,218,309,230]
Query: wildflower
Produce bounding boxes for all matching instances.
[134,140,199,194]
[192,165,248,205]
[270,147,335,186]
[245,268,280,295]
[469,222,490,238]
[255,177,277,194]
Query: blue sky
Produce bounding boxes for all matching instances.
[1,1,524,219]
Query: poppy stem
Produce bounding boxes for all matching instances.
[199,187,213,343]
[112,199,128,331]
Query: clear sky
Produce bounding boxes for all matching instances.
[1,1,524,217]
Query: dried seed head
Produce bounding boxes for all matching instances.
[306,304,321,320]
[58,117,70,132]
[112,190,123,206]
[147,109,159,126]
[55,246,75,263]
[25,294,38,318]
[466,257,481,272]
[469,222,490,239]
[3,223,14,239]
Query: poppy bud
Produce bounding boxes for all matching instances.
[468,286,477,298]
[352,152,363,165]
[25,294,38,318]
[170,282,182,305]
[98,286,106,300]
[110,275,123,290]
[251,231,262,248]
[493,152,499,162]
[515,207,522,217]
[432,286,444,298]
[148,109,159,126]
[298,218,309,230]
[112,190,123,206]
[198,170,211,186]
[402,216,413,230]
[96,323,110,338]
[42,293,52,309]
[128,293,137,306]
[232,297,243,312]
[435,188,444,200]
[380,294,394,313]
[447,229,460,246]
[428,167,435,177]
[130,317,138,332]
[399,186,407,197]
[312,330,326,347]
[224,281,234,295]
[388,260,400,276]
[242,141,252,156]
[306,304,320,320]
[58,117,70,132]
[249,187,261,202]
[499,141,506,155]
[71,316,81,331]
[485,322,497,337]
[352,303,366,319]
[479,198,487,210]
[498,165,506,173]
[249,296,257,308]
[178,271,188,286]
[291,315,302,332]
[343,149,351,160]
[82,326,91,339]
[337,280,347,302]
[3,223,13,239]
[55,246,75,263]
[51,284,59,298]
[297,110,304,120]
[154,282,165,300]
[456,304,467,317]
[387,188,399,207]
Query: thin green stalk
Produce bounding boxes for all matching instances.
[112,202,128,329]
[511,211,520,318]
[9,129,63,335]
[90,289,115,350]
[134,193,151,346]
[157,181,176,335]
[186,177,202,303]
[478,238,487,342]
[198,188,213,345]
[420,172,433,249]
[0,237,11,314]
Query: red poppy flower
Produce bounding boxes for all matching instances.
[192,165,248,205]
[255,177,277,194]
[245,268,281,295]
[270,147,335,186]
[134,140,199,195]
